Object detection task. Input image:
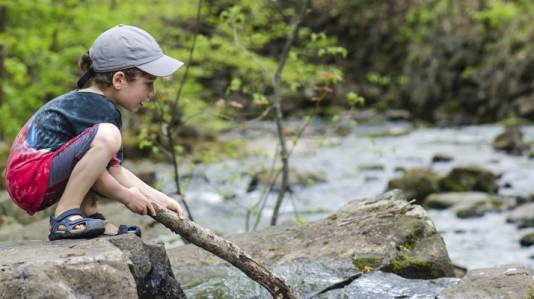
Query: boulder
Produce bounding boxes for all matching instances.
[0,234,185,298]
[519,232,534,247]
[386,168,441,204]
[246,168,326,192]
[492,126,527,156]
[432,153,453,163]
[424,192,515,218]
[439,166,499,194]
[168,190,455,296]
[507,202,534,228]
[438,264,534,298]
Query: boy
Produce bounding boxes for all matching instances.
[4,24,184,241]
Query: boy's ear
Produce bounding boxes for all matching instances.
[112,71,126,89]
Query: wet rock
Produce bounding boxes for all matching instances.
[168,190,455,290]
[432,153,453,163]
[358,163,384,171]
[492,126,527,156]
[247,168,326,192]
[0,235,185,298]
[438,264,534,299]
[507,202,534,228]
[385,109,411,121]
[386,168,441,204]
[519,232,534,247]
[439,166,499,194]
[424,192,515,218]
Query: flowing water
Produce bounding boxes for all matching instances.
[148,120,534,297]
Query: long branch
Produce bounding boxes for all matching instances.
[270,0,310,226]
[152,205,298,299]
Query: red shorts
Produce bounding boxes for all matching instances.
[5,123,119,215]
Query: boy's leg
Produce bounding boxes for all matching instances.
[80,192,120,235]
[53,123,121,225]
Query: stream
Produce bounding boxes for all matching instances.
[140,120,534,297]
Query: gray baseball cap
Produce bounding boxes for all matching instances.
[78,24,182,88]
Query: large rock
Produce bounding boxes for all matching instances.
[439,166,499,194]
[438,264,534,298]
[492,126,527,156]
[506,202,534,228]
[168,190,455,294]
[0,234,185,298]
[386,168,441,204]
[424,192,515,218]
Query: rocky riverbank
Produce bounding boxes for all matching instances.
[0,190,533,297]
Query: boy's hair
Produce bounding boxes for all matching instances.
[79,51,155,87]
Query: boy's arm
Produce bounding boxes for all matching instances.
[93,169,156,216]
[108,165,184,219]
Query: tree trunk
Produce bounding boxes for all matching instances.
[270,0,310,226]
[152,205,298,299]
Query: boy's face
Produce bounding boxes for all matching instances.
[114,73,157,112]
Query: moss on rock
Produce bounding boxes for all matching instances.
[384,253,446,279]
[353,256,384,272]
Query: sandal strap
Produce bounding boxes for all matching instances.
[87,213,106,220]
[54,208,82,223]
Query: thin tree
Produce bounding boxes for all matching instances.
[270,0,310,226]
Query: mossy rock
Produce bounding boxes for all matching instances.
[439,166,499,193]
[520,232,534,247]
[353,256,384,273]
[492,126,527,156]
[386,168,441,204]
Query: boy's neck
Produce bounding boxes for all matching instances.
[79,86,118,105]
[79,86,105,96]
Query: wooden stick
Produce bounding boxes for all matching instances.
[151,205,298,299]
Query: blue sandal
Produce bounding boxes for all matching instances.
[48,208,106,241]
[88,213,142,237]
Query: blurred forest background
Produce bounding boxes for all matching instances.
[1,0,534,166]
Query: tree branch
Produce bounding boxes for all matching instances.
[152,205,298,299]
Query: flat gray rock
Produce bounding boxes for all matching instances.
[438,264,534,299]
[0,235,184,299]
[168,190,455,292]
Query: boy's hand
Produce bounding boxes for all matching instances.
[164,198,185,220]
[148,192,185,220]
[124,187,157,216]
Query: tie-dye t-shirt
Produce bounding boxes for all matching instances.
[4,90,123,214]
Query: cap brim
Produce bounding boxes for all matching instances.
[137,55,184,77]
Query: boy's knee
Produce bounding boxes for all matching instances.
[92,123,122,153]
